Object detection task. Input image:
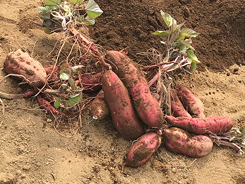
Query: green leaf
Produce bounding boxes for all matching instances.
[191,62,197,71]
[44,0,61,5]
[69,0,84,4]
[39,5,59,19]
[68,78,75,87]
[60,67,66,73]
[61,84,67,89]
[54,98,61,108]
[85,0,103,19]
[187,50,200,63]
[179,45,188,55]
[43,19,53,27]
[84,16,96,25]
[71,65,84,73]
[180,39,195,50]
[152,30,169,36]
[160,10,173,27]
[171,19,178,31]
[60,72,70,80]
[181,28,199,37]
[43,27,52,34]
[68,94,82,106]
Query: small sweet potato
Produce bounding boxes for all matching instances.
[170,89,191,118]
[44,65,60,82]
[175,85,205,118]
[37,95,67,117]
[102,70,145,140]
[4,49,47,87]
[90,90,109,120]
[123,132,162,167]
[106,51,165,129]
[81,72,102,93]
[165,115,233,134]
[163,127,213,157]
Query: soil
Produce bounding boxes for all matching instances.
[0,0,245,184]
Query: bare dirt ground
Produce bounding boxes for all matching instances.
[0,0,245,183]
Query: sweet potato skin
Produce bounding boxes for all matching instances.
[102,70,144,140]
[4,49,47,87]
[44,65,60,82]
[90,90,109,120]
[175,85,205,118]
[170,89,191,118]
[106,51,165,129]
[123,132,162,167]
[163,127,213,157]
[81,72,102,93]
[165,115,233,134]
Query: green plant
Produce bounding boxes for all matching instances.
[39,0,103,33]
[53,65,84,109]
[153,10,200,71]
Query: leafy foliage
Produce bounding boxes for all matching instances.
[53,65,84,109]
[39,0,103,33]
[153,10,200,71]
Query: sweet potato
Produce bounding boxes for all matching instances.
[163,127,213,157]
[106,51,165,129]
[170,89,191,118]
[165,115,233,134]
[102,70,144,140]
[90,90,109,120]
[175,85,205,118]
[123,132,162,167]
[4,49,47,87]
[81,72,102,93]
[37,95,67,117]
[44,65,60,82]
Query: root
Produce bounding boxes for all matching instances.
[0,90,36,100]
[69,26,111,69]
[0,98,4,115]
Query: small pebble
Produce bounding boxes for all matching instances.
[172,168,177,173]
[46,119,52,123]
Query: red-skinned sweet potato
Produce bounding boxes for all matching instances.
[165,115,233,134]
[163,127,213,157]
[90,90,109,120]
[102,70,145,140]
[44,65,60,82]
[170,89,191,118]
[123,132,162,167]
[4,49,47,87]
[175,85,205,118]
[81,72,102,93]
[37,95,67,118]
[106,50,165,129]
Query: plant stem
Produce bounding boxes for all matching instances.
[0,90,36,100]
[213,139,244,154]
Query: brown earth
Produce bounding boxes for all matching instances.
[0,0,245,183]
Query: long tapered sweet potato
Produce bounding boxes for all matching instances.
[175,85,205,118]
[90,90,109,120]
[123,132,162,167]
[106,51,165,129]
[163,127,213,157]
[170,89,191,118]
[102,70,144,140]
[165,115,233,134]
[4,49,47,87]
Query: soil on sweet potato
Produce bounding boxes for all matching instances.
[0,0,245,184]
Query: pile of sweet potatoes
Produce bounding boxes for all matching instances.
[2,49,236,168]
[87,51,235,168]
